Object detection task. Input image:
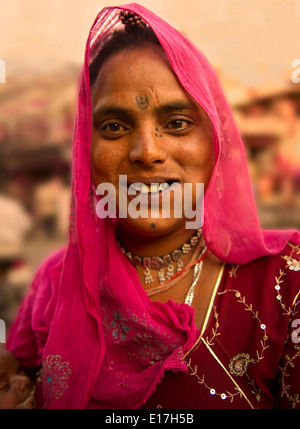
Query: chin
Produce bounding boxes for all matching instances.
[116,216,187,237]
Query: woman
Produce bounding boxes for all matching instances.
[2,3,300,409]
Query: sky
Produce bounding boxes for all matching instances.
[0,0,300,90]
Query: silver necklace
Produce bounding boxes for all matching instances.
[184,260,204,306]
[117,228,203,284]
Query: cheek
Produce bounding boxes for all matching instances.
[179,139,214,174]
[178,140,215,192]
[0,394,15,409]
[91,142,110,185]
[91,140,125,185]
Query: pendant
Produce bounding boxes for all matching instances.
[166,264,174,280]
[144,267,154,284]
[158,268,165,284]
[177,259,183,272]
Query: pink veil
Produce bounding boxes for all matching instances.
[7,3,300,409]
[84,3,300,263]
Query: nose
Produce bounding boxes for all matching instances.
[128,128,166,166]
[10,374,32,393]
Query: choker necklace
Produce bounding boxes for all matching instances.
[116,228,203,285]
[145,242,208,299]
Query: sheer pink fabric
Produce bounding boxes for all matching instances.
[7,3,300,409]
[86,3,300,263]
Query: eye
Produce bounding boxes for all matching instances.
[0,383,10,393]
[96,121,129,139]
[101,122,127,133]
[166,119,191,131]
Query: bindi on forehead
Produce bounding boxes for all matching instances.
[136,95,149,110]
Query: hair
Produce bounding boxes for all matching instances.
[89,26,161,86]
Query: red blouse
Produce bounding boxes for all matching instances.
[142,243,300,409]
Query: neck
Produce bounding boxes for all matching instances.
[116,222,198,257]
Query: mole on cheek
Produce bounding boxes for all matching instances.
[150,223,156,229]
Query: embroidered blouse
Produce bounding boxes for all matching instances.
[140,243,300,409]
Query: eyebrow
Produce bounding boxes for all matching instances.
[93,106,132,119]
[154,101,198,116]
[93,100,199,120]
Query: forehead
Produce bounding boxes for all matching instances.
[0,350,19,375]
[91,45,194,107]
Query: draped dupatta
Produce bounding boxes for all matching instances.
[7,3,300,409]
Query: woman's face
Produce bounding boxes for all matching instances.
[91,44,214,236]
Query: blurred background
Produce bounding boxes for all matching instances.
[0,0,300,328]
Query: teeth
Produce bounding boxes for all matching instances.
[140,184,149,194]
[150,184,159,193]
[158,182,169,192]
[130,182,171,194]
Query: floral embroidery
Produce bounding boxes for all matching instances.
[229,353,254,377]
[218,289,269,364]
[277,279,300,409]
[283,255,300,271]
[42,355,71,405]
[276,244,300,316]
[217,289,268,403]
[229,265,240,278]
[205,306,220,346]
[110,312,130,341]
[126,331,179,365]
[282,243,300,272]
[278,346,300,409]
[274,269,291,315]
[101,299,183,366]
[186,357,243,403]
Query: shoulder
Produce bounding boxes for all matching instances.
[227,242,300,284]
[28,246,67,304]
[225,242,300,316]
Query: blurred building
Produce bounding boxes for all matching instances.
[218,70,300,229]
[0,65,77,327]
[0,66,77,233]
